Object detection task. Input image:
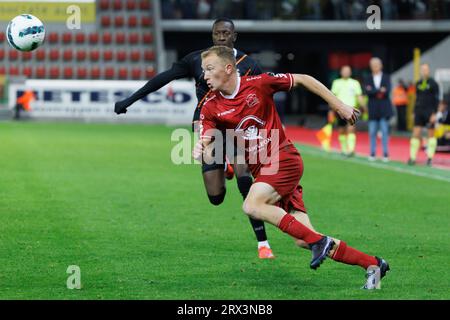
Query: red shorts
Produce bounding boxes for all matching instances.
[254,144,307,213]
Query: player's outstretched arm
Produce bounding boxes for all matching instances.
[114,69,182,114]
[114,53,195,115]
[292,74,360,125]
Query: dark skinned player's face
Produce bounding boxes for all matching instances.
[212,22,236,48]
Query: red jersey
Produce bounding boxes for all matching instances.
[200,72,295,177]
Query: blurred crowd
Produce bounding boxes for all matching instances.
[162,0,450,20]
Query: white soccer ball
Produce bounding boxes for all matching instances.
[6,14,45,52]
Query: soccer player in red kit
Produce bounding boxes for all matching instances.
[195,46,390,289]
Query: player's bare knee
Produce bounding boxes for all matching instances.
[207,191,226,206]
[242,199,262,220]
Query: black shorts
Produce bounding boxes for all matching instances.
[201,137,242,173]
[414,111,434,128]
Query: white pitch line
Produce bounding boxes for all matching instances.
[298,146,450,183]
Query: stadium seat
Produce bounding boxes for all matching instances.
[22,52,32,61]
[104,67,115,79]
[89,50,100,61]
[126,0,137,10]
[76,67,88,79]
[142,33,153,44]
[103,50,113,61]
[90,67,101,79]
[102,32,112,44]
[0,66,5,75]
[9,50,19,61]
[101,15,111,27]
[62,32,72,44]
[49,66,60,79]
[114,16,125,28]
[75,33,85,44]
[141,16,153,27]
[36,50,45,61]
[118,67,128,79]
[130,50,141,62]
[48,32,59,44]
[89,33,99,44]
[0,49,4,60]
[128,15,138,28]
[22,66,33,78]
[76,50,87,61]
[117,50,127,62]
[128,33,139,44]
[145,66,156,78]
[131,68,142,79]
[99,0,109,10]
[113,0,122,10]
[0,31,5,43]
[140,0,151,10]
[144,50,155,62]
[36,66,46,78]
[49,48,60,61]
[115,32,126,44]
[63,50,73,61]
[63,67,73,79]
[9,66,19,76]
[350,53,372,69]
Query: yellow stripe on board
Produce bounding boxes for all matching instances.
[0,2,96,23]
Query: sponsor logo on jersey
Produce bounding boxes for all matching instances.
[235,115,266,141]
[246,76,262,81]
[217,108,236,117]
[267,72,287,79]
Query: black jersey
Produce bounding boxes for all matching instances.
[415,77,440,114]
[116,48,262,125]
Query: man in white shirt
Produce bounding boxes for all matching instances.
[363,58,393,162]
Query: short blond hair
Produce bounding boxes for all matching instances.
[201,45,236,69]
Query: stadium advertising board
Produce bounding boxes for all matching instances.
[8,80,197,124]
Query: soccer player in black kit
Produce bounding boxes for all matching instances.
[408,63,440,166]
[114,18,275,259]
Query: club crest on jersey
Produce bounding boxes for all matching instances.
[246,94,259,108]
[235,115,266,141]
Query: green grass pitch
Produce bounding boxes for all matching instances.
[0,122,449,299]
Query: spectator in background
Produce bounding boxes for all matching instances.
[14,90,35,120]
[435,99,450,152]
[274,91,287,124]
[161,0,177,19]
[197,0,212,19]
[381,0,398,20]
[330,65,366,157]
[363,57,393,162]
[177,0,197,19]
[397,0,415,19]
[408,63,440,166]
[392,79,409,132]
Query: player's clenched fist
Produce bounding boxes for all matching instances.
[114,100,129,114]
[335,104,360,126]
[192,140,204,161]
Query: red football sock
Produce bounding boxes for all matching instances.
[331,241,378,269]
[278,214,322,244]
